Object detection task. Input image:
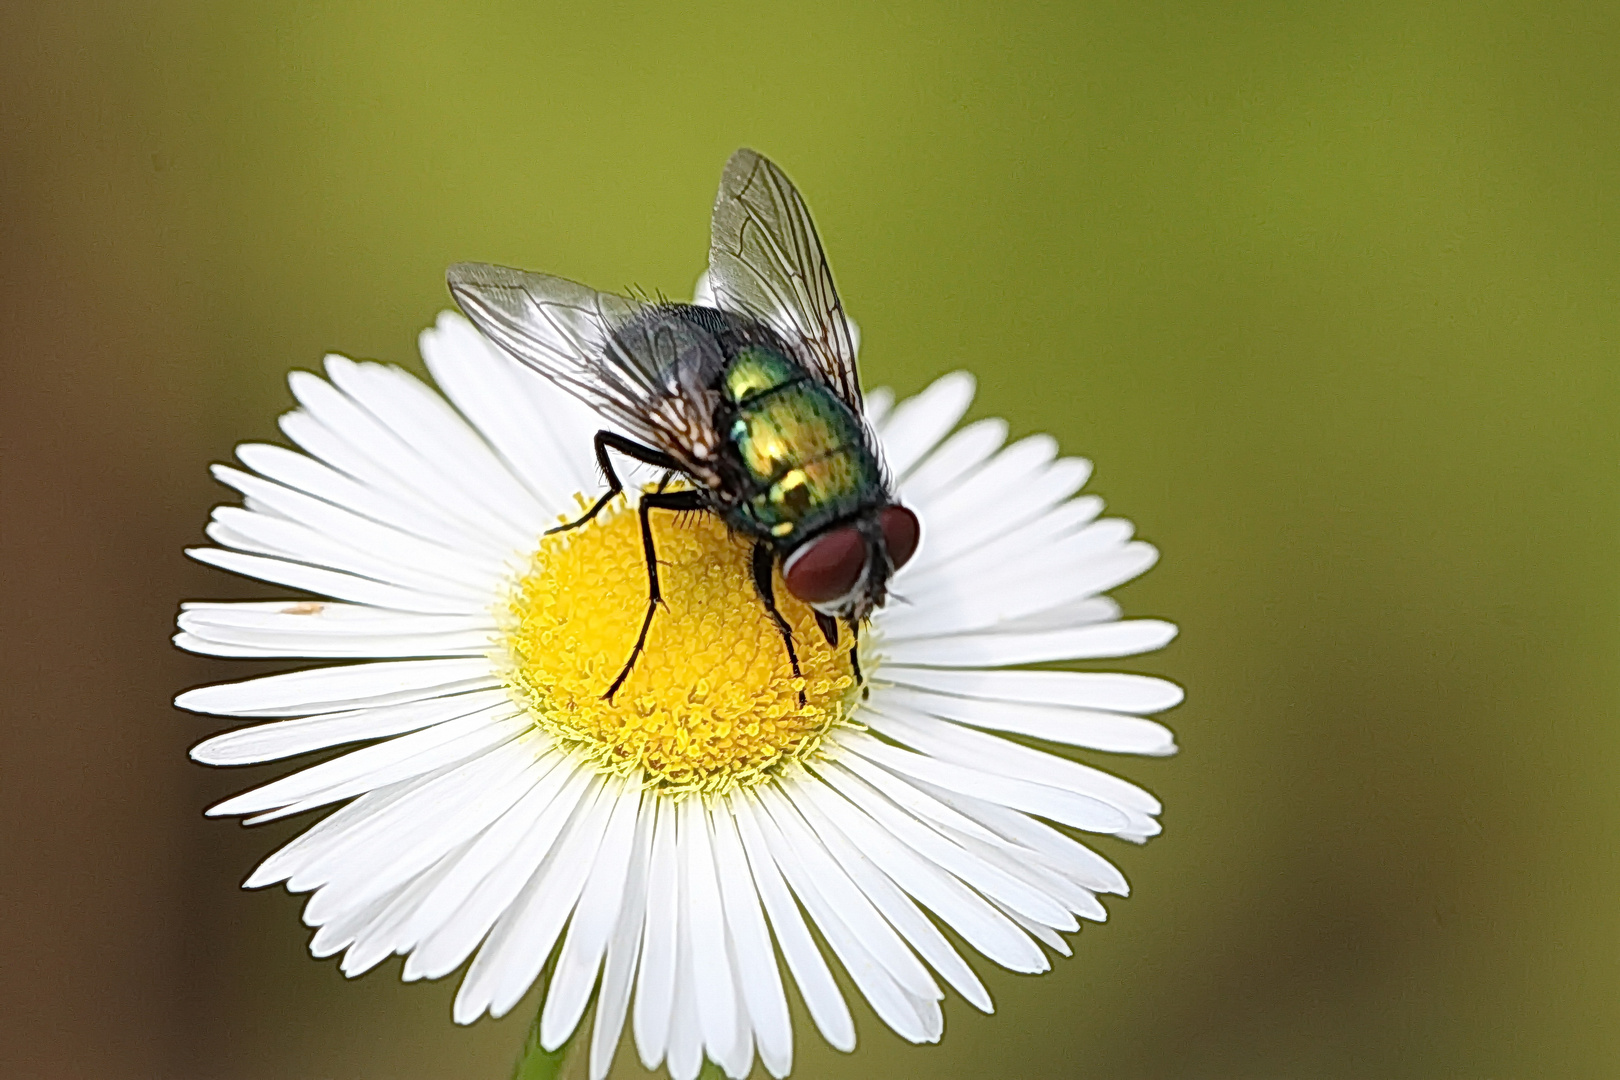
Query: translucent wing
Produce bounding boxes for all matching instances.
[447,262,727,479]
[707,149,863,412]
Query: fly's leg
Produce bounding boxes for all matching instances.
[549,430,684,536]
[604,488,706,702]
[814,611,839,647]
[751,541,806,707]
[812,610,864,694]
[845,616,866,698]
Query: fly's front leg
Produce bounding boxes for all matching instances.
[751,542,806,707]
[845,616,866,697]
[812,610,863,695]
[604,488,706,702]
[549,431,684,536]
[814,611,839,648]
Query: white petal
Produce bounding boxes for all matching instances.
[175,627,490,660]
[208,706,528,821]
[946,828,1108,923]
[881,665,1184,714]
[903,459,1096,576]
[337,852,462,976]
[794,771,1045,973]
[877,543,1159,642]
[680,797,738,1063]
[984,597,1122,635]
[901,492,1104,589]
[421,312,601,508]
[185,546,484,616]
[910,433,1058,527]
[179,600,494,635]
[192,688,510,766]
[864,386,895,427]
[235,441,510,559]
[692,271,715,306]
[995,901,1073,955]
[755,787,938,1002]
[823,752,1003,844]
[246,776,436,890]
[726,793,855,1053]
[836,729,1128,835]
[666,941,703,1080]
[176,657,494,718]
[880,372,976,478]
[899,417,1008,505]
[406,761,591,982]
[542,782,644,1049]
[737,797,940,1045]
[289,366,536,551]
[905,778,1130,896]
[323,356,553,534]
[784,782,991,1012]
[633,798,681,1069]
[813,755,1075,929]
[864,701,1162,815]
[872,684,1176,757]
[589,799,656,1080]
[879,619,1178,667]
[209,465,507,591]
[708,804,792,1077]
[308,874,412,960]
[456,774,614,1021]
[296,741,544,918]
[911,516,1138,595]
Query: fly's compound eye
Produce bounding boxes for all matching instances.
[879,505,921,570]
[782,526,867,605]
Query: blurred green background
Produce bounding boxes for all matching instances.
[4,2,1618,1077]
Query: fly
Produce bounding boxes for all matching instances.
[448,149,919,701]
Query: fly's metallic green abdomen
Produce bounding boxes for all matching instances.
[720,345,881,542]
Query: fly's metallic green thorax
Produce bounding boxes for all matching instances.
[717,344,883,543]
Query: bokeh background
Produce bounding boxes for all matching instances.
[5,2,1618,1077]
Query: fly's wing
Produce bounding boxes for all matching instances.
[707,149,864,412]
[447,262,725,478]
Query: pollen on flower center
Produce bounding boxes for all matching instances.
[499,493,859,795]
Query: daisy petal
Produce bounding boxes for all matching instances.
[177,657,495,718]
[588,800,655,1080]
[633,799,682,1069]
[727,795,856,1053]
[708,804,793,1077]
[542,783,643,1049]
[880,619,1178,667]
[880,372,976,477]
[785,782,992,1012]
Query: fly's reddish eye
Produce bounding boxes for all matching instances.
[783,527,866,604]
[880,506,921,570]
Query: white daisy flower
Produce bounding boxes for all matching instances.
[181,146,1179,1080]
[177,315,1178,1079]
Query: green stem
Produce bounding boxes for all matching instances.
[511,1010,577,1080]
[510,1003,726,1080]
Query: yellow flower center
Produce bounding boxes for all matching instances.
[499,494,859,796]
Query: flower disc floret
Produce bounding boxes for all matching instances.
[500,494,857,796]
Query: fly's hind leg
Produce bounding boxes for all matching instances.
[549,430,684,536]
[751,542,806,707]
[603,487,706,702]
